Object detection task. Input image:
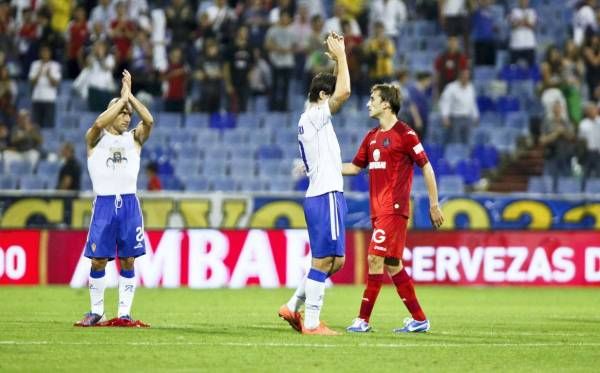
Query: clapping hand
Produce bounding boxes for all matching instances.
[121,70,131,99]
[324,32,345,61]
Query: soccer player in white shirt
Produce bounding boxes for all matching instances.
[278,33,351,335]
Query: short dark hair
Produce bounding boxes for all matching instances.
[308,72,336,102]
[372,84,401,115]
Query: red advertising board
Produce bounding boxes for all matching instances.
[0,230,40,285]
[1,229,599,287]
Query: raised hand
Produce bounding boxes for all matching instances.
[120,70,132,99]
[325,32,345,61]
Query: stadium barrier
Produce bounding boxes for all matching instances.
[1,192,600,230]
[1,229,599,287]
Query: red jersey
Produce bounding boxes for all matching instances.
[68,21,89,59]
[352,121,428,218]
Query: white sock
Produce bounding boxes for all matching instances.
[89,274,106,316]
[286,276,306,312]
[118,275,136,317]
[304,278,325,330]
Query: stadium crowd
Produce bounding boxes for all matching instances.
[0,0,599,193]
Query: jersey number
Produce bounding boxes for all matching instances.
[298,141,309,172]
[135,227,143,242]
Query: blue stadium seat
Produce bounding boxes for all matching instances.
[473,66,497,82]
[350,172,369,192]
[185,176,210,191]
[238,178,267,192]
[9,160,34,175]
[222,130,248,144]
[157,112,182,127]
[248,127,274,144]
[183,113,209,128]
[431,158,454,176]
[411,175,426,194]
[174,158,201,178]
[36,160,61,178]
[236,112,262,127]
[256,144,283,160]
[160,174,184,191]
[496,96,520,115]
[211,176,238,192]
[228,160,256,177]
[200,160,228,177]
[438,175,465,194]
[477,96,495,113]
[504,111,529,130]
[0,175,18,189]
[19,175,46,190]
[263,112,290,128]
[471,144,499,170]
[424,143,444,165]
[209,113,236,129]
[455,159,482,185]
[557,177,582,194]
[444,143,470,166]
[527,176,553,194]
[228,146,256,161]
[584,178,600,194]
[196,128,221,144]
[268,178,293,192]
[470,127,490,146]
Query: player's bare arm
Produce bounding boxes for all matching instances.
[128,72,154,145]
[326,33,351,114]
[342,162,361,176]
[86,70,131,149]
[422,162,444,229]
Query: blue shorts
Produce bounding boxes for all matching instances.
[84,194,146,261]
[303,191,347,258]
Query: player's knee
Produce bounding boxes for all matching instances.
[367,255,384,273]
[91,258,108,271]
[120,257,135,270]
[331,256,345,273]
[385,257,403,276]
[311,256,333,272]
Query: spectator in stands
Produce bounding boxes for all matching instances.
[264,11,295,111]
[247,48,271,103]
[342,19,365,109]
[0,64,16,127]
[434,36,468,95]
[540,45,564,92]
[165,0,195,48]
[16,7,39,78]
[74,39,116,111]
[304,15,334,93]
[47,0,73,34]
[224,26,253,113]
[292,3,312,81]
[578,102,600,180]
[364,21,395,85]
[573,0,597,47]
[89,0,115,33]
[161,47,188,113]
[0,1,14,57]
[110,1,136,79]
[394,69,424,137]
[36,6,64,54]
[324,3,361,37]
[439,68,479,145]
[146,161,162,191]
[582,33,600,99]
[194,37,224,113]
[369,0,407,44]
[29,45,60,128]
[407,71,433,141]
[130,30,159,96]
[563,40,585,123]
[438,0,471,52]
[56,142,81,191]
[3,109,42,169]
[540,101,576,190]
[471,0,497,66]
[508,0,537,67]
[66,5,89,79]
[199,0,237,45]
[269,0,295,24]
[242,0,271,49]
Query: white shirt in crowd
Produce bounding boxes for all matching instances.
[509,7,537,50]
[573,4,597,46]
[579,116,600,152]
[28,60,61,102]
[441,0,467,16]
[370,0,407,38]
[324,16,361,37]
[298,100,343,197]
[439,80,479,120]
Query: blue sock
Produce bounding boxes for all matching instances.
[120,269,135,278]
[307,268,327,283]
[90,269,105,279]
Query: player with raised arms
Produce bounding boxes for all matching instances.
[343,83,444,333]
[75,70,153,327]
[278,32,351,335]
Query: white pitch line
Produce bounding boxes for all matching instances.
[1,341,599,348]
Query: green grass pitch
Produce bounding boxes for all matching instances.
[1,286,599,372]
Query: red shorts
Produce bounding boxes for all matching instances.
[367,214,408,259]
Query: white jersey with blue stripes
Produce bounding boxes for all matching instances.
[88,129,140,196]
[298,100,343,197]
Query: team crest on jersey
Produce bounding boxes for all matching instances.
[106,147,128,169]
[383,138,390,147]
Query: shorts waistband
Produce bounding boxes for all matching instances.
[95,193,136,200]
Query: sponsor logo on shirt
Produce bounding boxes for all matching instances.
[373,245,387,252]
[372,228,386,244]
[369,148,387,169]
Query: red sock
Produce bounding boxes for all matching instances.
[391,268,426,321]
[358,274,383,322]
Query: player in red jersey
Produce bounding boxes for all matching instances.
[342,83,444,333]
